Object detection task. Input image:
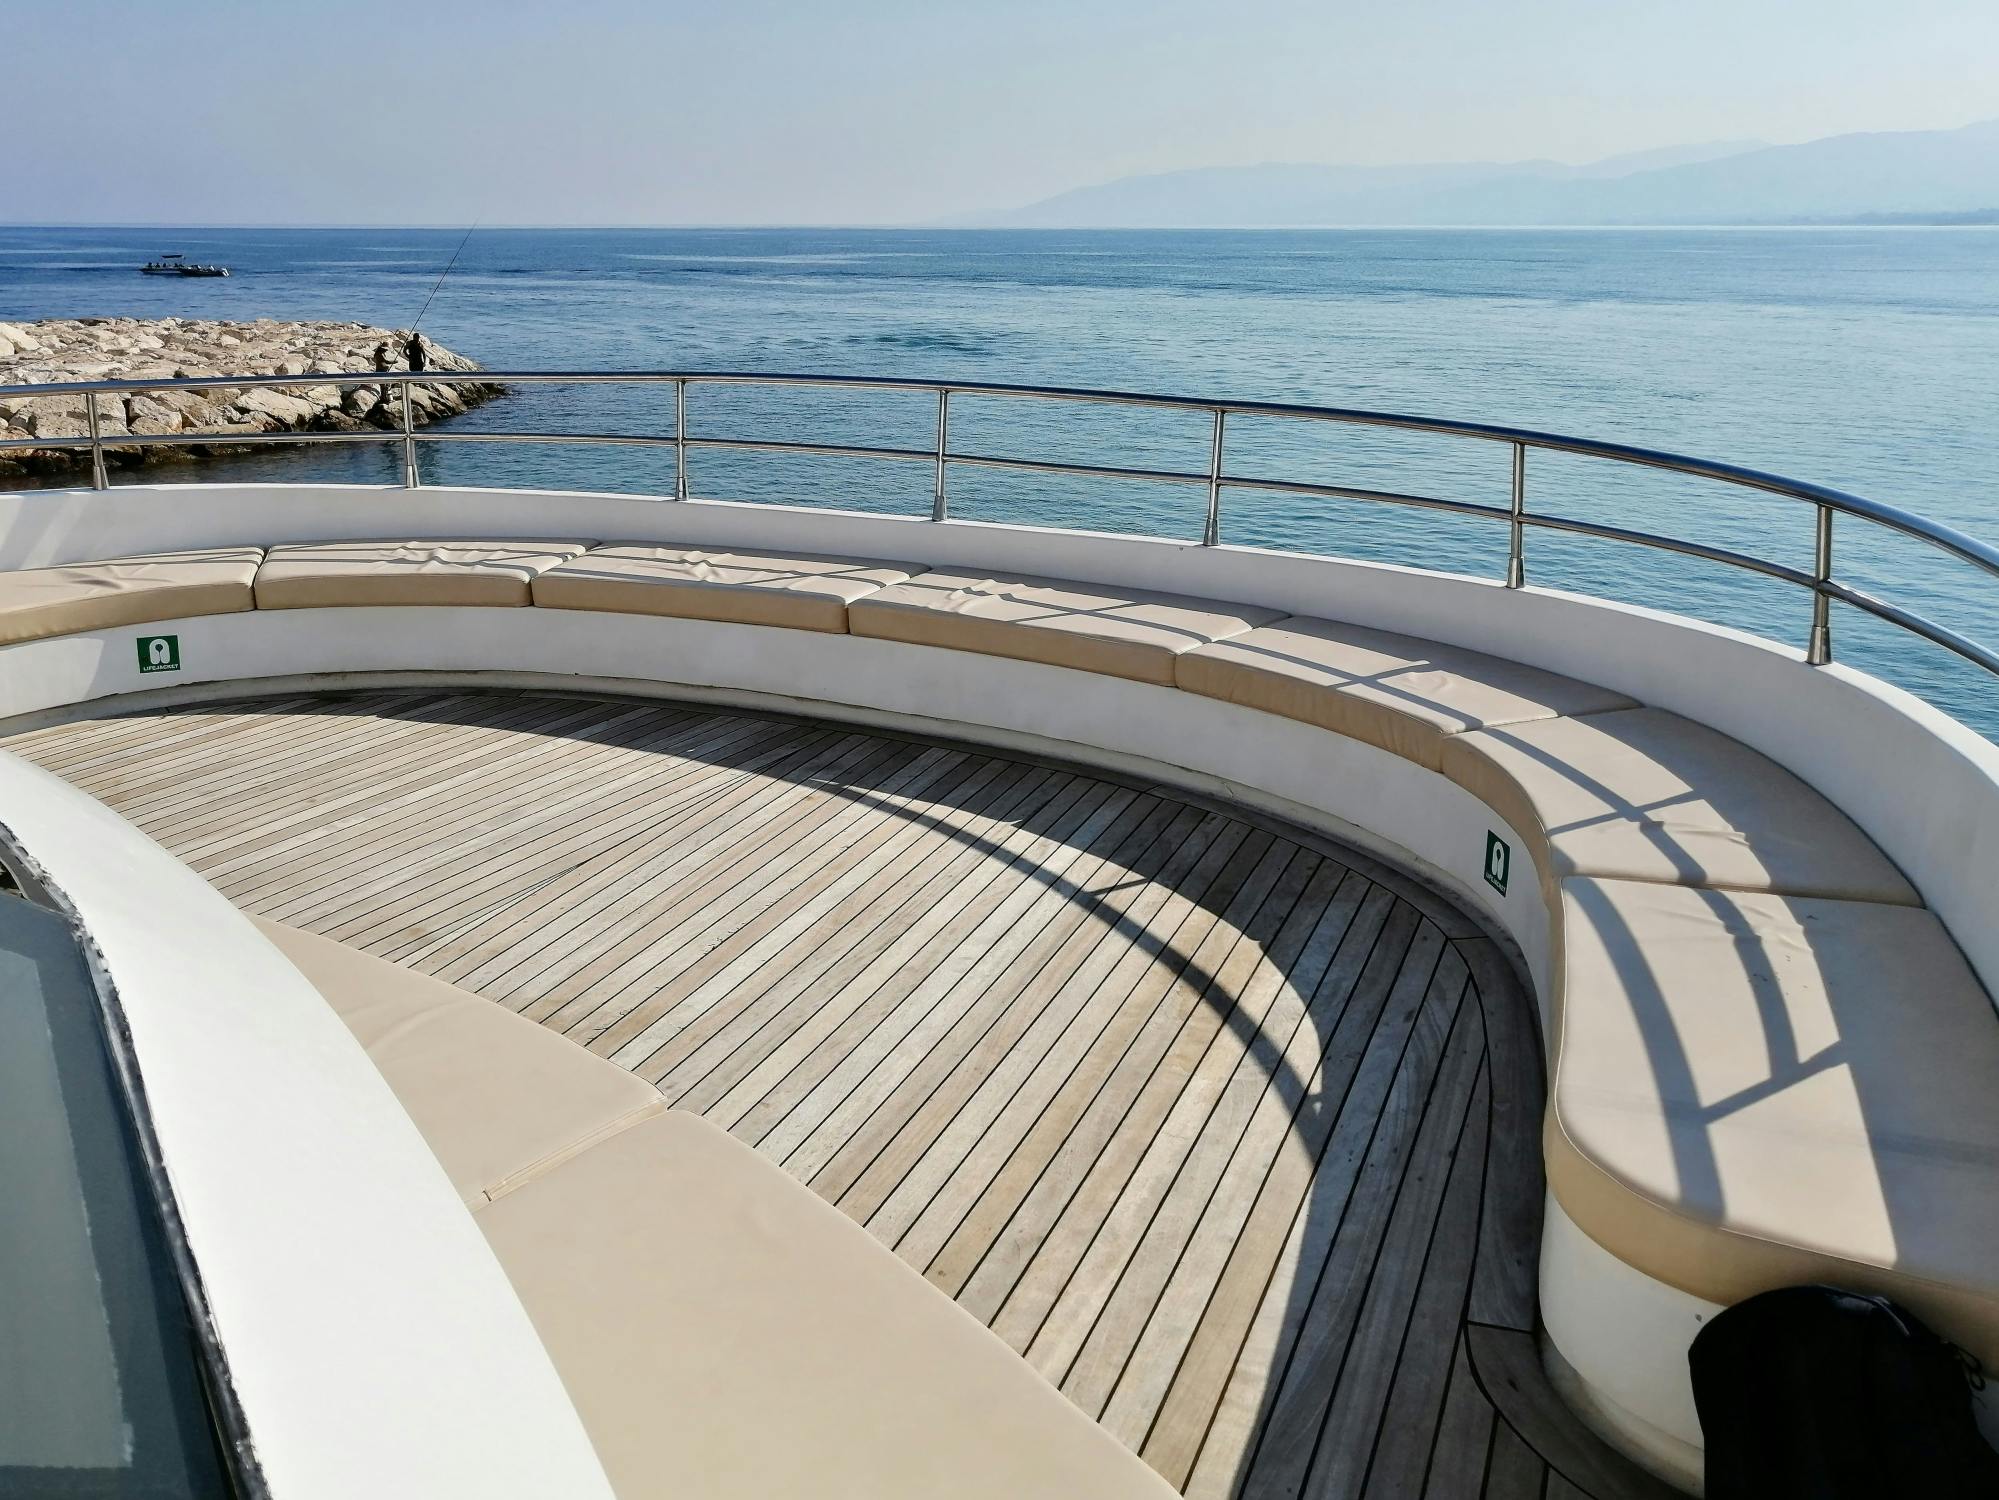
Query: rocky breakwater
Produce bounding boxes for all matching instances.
[0,317,503,483]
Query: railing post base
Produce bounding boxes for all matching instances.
[674,379,689,500]
[400,383,419,488]
[1202,409,1227,546]
[86,392,109,491]
[1504,441,1526,589]
[930,389,951,522]
[1809,505,1834,665]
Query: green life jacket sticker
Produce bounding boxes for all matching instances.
[1483,831,1511,895]
[137,634,181,673]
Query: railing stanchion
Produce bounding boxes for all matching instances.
[674,378,689,500]
[85,392,109,491]
[400,381,420,488]
[1506,441,1526,588]
[1203,409,1226,546]
[1809,504,1834,665]
[931,389,951,522]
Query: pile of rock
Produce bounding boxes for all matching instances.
[0,318,503,483]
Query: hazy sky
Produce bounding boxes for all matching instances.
[9,0,1997,225]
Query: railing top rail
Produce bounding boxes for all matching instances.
[3,367,1995,581]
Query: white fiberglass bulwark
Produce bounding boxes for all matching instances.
[0,752,616,1499]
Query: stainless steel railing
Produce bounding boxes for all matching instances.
[4,367,1998,679]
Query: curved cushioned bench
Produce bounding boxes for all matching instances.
[1550,882,1999,1352]
[258,915,667,1206]
[1175,612,1638,767]
[534,543,927,632]
[254,538,591,609]
[257,917,1174,1500]
[17,538,1999,1474]
[848,567,1284,685]
[0,545,263,644]
[1442,706,1921,906]
[1164,620,1997,1341]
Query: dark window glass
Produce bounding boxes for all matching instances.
[0,893,231,1496]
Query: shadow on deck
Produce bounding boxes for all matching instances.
[1,687,1676,1500]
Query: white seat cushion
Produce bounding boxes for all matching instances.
[533,544,921,633]
[257,918,663,1205]
[848,569,1280,686]
[256,539,591,609]
[477,1111,1176,1500]
[1550,877,1999,1366]
[0,546,262,645]
[1177,613,1633,768]
[1443,706,1918,904]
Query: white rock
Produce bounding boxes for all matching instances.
[233,388,319,424]
[126,395,185,436]
[152,389,224,417]
[18,397,90,440]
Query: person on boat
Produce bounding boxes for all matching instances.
[406,332,428,373]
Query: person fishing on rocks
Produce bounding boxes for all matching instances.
[397,222,473,413]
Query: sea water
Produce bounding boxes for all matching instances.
[3,225,1996,734]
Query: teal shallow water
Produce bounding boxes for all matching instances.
[4,225,1997,735]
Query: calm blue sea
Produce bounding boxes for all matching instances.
[3,224,1997,734]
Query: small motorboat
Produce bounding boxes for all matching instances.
[140,252,229,277]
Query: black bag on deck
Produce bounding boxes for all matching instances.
[1690,1285,1999,1498]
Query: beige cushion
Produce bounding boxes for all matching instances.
[1176,614,1634,769]
[0,546,262,645]
[848,569,1281,686]
[255,917,663,1205]
[533,544,921,633]
[256,539,591,609]
[477,1111,1174,1500]
[1443,706,1918,905]
[1549,877,1999,1366]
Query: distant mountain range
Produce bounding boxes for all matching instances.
[981,119,1999,228]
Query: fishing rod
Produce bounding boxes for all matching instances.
[408,219,480,336]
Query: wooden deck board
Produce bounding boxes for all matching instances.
[1422,1336,1500,1499]
[611,782,1024,1078]
[829,810,1251,1230]
[615,755,1042,1078]
[723,784,1163,1152]
[2,689,1668,1500]
[239,701,742,901]
[670,769,1108,1118]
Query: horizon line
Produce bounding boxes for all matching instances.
[5,219,1998,233]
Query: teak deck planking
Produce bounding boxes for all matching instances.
[5,690,1673,1500]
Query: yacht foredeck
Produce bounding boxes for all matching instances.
[3,687,1668,1500]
